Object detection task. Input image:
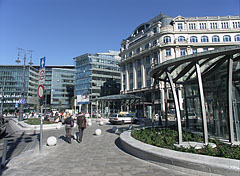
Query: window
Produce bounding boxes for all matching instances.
[137,60,141,66]
[203,48,208,52]
[130,83,133,90]
[180,49,186,56]
[130,73,133,79]
[136,48,140,54]
[210,22,218,29]
[190,36,198,43]
[199,23,206,29]
[129,51,132,57]
[123,75,126,81]
[188,23,196,30]
[192,49,197,54]
[130,63,133,68]
[177,23,183,30]
[163,36,171,43]
[153,27,157,33]
[153,40,158,46]
[146,56,150,64]
[147,80,151,87]
[223,35,231,42]
[138,82,142,89]
[221,22,229,29]
[212,35,220,42]
[235,35,240,41]
[154,52,158,59]
[166,49,171,56]
[201,36,209,42]
[233,21,240,28]
[146,67,151,74]
[178,36,186,42]
[137,70,141,77]
[145,43,149,50]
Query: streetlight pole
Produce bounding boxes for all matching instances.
[16,48,33,121]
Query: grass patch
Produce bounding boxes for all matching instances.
[24,118,56,125]
[131,128,240,160]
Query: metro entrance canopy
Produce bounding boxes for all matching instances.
[150,45,240,145]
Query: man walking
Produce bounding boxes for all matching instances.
[76,114,86,143]
[63,113,74,143]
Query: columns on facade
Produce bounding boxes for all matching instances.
[121,71,124,92]
[141,58,146,88]
[133,61,137,89]
[125,66,129,91]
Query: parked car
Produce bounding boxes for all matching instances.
[109,113,138,125]
[0,115,6,137]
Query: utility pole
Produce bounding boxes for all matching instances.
[16,48,33,121]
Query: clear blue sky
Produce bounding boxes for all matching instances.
[0,0,239,66]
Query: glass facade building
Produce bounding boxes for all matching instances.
[74,51,121,111]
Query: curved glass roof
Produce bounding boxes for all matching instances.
[150,46,240,84]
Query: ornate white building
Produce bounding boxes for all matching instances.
[119,13,240,116]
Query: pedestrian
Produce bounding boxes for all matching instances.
[76,114,87,143]
[63,113,74,143]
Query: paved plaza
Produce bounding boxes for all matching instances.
[1,121,222,176]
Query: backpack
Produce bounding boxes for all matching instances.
[82,118,86,128]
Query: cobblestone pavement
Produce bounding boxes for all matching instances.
[1,121,220,176]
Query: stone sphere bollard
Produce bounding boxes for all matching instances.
[112,126,118,133]
[56,122,62,129]
[99,121,104,126]
[47,136,57,146]
[95,129,101,136]
[87,118,92,126]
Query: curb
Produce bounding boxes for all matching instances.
[120,130,240,176]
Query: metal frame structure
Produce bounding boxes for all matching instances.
[150,46,240,144]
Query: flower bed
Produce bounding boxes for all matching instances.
[131,128,240,160]
[24,118,56,125]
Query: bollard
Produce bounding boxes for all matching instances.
[1,139,8,168]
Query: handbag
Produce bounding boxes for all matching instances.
[70,119,74,127]
[82,119,86,128]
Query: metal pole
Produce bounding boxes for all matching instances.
[39,104,43,154]
[19,55,26,121]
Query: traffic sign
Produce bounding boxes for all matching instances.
[38,85,44,99]
[40,57,45,69]
[39,69,45,85]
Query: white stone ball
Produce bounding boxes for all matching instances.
[95,129,101,136]
[112,126,118,133]
[56,123,62,129]
[47,136,57,146]
[87,122,92,126]
[99,121,104,126]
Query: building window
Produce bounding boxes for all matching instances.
[123,75,126,81]
[153,27,157,33]
[146,67,151,74]
[203,48,208,52]
[130,73,133,79]
[233,21,240,28]
[153,40,158,46]
[154,52,158,59]
[163,36,171,43]
[180,48,186,56]
[147,80,151,87]
[129,51,132,57]
[137,70,141,77]
[130,83,133,90]
[178,36,186,42]
[145,43,150,50]
[130,63,133,68]
[199,23,206,29]
[177,23,183,30]
[137,60,141,66]
[192,49,197,54]
[234,35,240,41]
[210,22,218,29]
[136,48,140,54]
[146,56,150,64]
[212,35,220,42]
[166,49,171,56]
[201,36,209,42]
[190,36,198,43]
[138,82,142,89]
[223,35,231,42]
[188,23,196,30]
[221,22,229,29]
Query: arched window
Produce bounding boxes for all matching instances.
[212,35,220,42]
[163,36,171,43]
[223,35,231,42]
[178,36,186,42]
[201,36,209,42]
[235,35,240,41]
[190,36,198,43]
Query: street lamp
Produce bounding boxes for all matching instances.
[16,48,33,121]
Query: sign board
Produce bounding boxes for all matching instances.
[18,99,26,104]
[77,93,89,104]
[39,69,45,85]
[38,85,44,99]
[40,57,46,69]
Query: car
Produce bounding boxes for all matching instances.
[109,113,138,125]
[0,116,6,137]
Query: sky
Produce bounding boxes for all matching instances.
[0,0,239,66]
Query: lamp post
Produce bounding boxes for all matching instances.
[16,48,33,121]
